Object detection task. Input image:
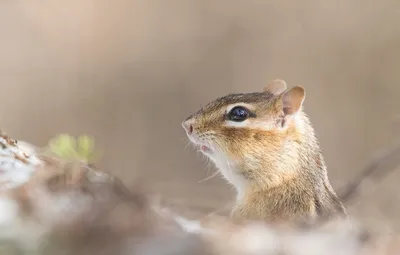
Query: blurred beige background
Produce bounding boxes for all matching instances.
[0,0,400,229]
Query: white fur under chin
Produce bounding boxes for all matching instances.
[203,149,247,201]
[186,131,246,200]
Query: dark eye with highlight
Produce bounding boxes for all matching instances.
[227,106,250,122]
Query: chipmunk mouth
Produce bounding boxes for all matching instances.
[190,139,213,154]
[183,130,214,154]
[200,145,212,154]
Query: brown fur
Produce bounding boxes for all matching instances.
[183,79,347,223]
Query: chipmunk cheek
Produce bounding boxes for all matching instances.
[224,147,242,163]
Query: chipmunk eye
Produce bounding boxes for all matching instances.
[227,106,250,122]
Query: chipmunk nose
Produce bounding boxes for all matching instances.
[182,120,194,134]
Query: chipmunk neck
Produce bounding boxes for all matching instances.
[218,112,329,202]
[219,113,346,221]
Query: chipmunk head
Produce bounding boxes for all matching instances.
[183,80,314,195]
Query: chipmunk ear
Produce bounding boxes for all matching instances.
[281,86,305,115]
[263,79,287,95]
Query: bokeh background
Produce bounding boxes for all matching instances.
[1,0,400,231]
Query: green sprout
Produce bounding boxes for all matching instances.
[47,134,101,164]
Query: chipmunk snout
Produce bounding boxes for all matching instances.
[182,120,194,134]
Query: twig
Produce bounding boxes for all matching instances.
[339,144,400,203]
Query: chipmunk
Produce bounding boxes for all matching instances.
[182,79,347,223]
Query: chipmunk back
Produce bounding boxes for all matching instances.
[182,79,347,222]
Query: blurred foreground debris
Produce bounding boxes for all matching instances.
[0,131,397,254]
